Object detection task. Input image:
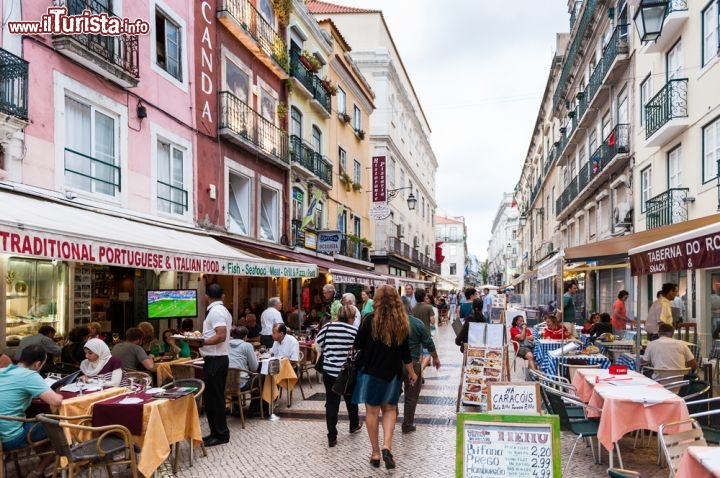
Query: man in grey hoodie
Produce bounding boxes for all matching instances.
[228,327,259,389]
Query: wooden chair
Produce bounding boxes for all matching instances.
[298,345,321,384]
[225,368,264,428]
[676,323,697,344]
[36,413,139,478]
[658,418,706,477]
[161,378,207,472]
[0,415,50,478]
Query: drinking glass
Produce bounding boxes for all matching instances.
[259,345,267,355]
[77,380,85,396]
[112,332,120,344]
[128,378,136,393]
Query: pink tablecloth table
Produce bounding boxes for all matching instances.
[571,368,657,403]
[676,446,720,478]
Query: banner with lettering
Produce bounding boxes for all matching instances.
[630,228,720,275]
[372,155,386,202]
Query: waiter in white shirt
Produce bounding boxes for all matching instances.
[199,283,232,447]
[260,297,284,348]
[270,324,300,361]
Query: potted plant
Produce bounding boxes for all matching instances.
[321,78,338,95]
[355,129,365,140]
[277,102,288,120]
[352,182,362,191]
[299,50,322,73]
[338,112,351,123]
[360,238,373,248]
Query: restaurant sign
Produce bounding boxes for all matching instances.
[316,230,342,254]
[330,270,386,287]
[0,228,317,278]
[630,231,720,276]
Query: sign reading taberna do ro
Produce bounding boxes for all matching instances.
[316,230,342,254]
[456,413,561,478]
[630,229,720,275]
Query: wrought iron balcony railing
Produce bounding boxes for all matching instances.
[289,50,331,114]
[645,79,688,139]
[646,188,689,229]
[602,24,629,72]
[666,0,688,16]
[0,48,28,119]
[157,180,188,214]
[219,91,289,163]
[219,0,287,72]
[64,147,121,195]
[289,135,333,186]
[59,0,139,80]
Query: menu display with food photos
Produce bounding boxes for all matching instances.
[461,323,507,408]
[456,413,561,478]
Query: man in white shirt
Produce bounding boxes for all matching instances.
[270,324,299,362]
[642,323,697,378]
[341,292,362,328]
[200,283,232,447]
[260,297,284,348]
[482,288,493,320]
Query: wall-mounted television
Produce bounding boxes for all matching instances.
[147,289,198,319]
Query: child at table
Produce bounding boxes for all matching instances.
[543,315,571,340]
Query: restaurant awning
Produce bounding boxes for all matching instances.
[537,253,561,280]
[564,214,720,262]
[629,221,720,276]
[222,240,386,287]
[0,189,317,278]
[511,269,537,286]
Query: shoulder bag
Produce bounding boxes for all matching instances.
[332,349,359,396]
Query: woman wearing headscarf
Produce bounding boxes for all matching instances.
[79,338,124,386]
[352,285,416,470]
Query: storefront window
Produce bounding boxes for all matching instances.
[710,272,720,332]
[5,258,67,344]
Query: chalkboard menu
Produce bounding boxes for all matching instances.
[456,413,561,478]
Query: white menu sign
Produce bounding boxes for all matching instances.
[487,382,541,414]
[458,415,560,478]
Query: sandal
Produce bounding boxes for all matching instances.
[370,449,381,468]
[382,448,396,469]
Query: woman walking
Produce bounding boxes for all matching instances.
[315,305,361,447]
[353,285,417,470]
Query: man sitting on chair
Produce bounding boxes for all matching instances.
[642,323,697,379]
[270,324,299,361]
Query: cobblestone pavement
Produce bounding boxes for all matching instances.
[156,324,675,478]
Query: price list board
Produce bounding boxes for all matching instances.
[456,413,561,478]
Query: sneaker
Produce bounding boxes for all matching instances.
[350,423,363,434]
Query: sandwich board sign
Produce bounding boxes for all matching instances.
[456,413,561,478]
[487,382,541,414]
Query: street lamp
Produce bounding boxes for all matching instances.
[518,213,527,227]
[387,187,417,210]
[633,0,668,43]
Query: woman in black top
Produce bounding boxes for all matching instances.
[590,312,614,341]
[353,285,417,470]
[455,298,486,352]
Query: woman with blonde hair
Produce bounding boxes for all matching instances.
[352,284,417,470]
[137,321,160,354]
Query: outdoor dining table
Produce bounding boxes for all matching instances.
[91,389,202,477]
[572,368,690,467]
[533,339,570,365]
[541,352,611,377]
[676,445,720,478]
[260,356,297,404]
[154,356,194,385]
[571,368,656,403]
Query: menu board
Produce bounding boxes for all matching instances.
[456,413,561,478]
[492,294,507,309]
[462,346,503,408]
[487,382,541,414]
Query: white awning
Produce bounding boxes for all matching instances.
[0,190,317,278]
[537,253,561,280]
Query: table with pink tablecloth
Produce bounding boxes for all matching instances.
[571,368,657,403]
[676,446,720,478]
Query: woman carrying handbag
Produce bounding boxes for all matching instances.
[315,305,360,448]
[352,285,417,470]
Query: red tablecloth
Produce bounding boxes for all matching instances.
[92,392,156,435]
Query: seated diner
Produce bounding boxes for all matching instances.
[543,315,571,340]
[79,338,124,387]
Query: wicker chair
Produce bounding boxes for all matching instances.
[123,370,153,388]
[161,378,207,472]
[225,368,263,428]
[0,415,50,478]
[299,345,321,385]
[36,413,139,478]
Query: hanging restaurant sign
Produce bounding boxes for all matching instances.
[630,229,720,276]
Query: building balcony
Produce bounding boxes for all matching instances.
[289,50,332,117]
[52,0,139,88]
[643,0,689,54]
[645,79,689,147]
[338,234,370,261]
[600,24,629,85]
[217,0,289,79]
[219,91,289,168]
[64,147,121,195]
[289,135,332,188]
[0,48,28,120]
[157,180,188,213]
[556,124,630,216]
[645,188,689,230]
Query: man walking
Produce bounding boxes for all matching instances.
[200,283,232,447]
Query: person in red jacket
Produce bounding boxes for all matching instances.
[543,315,570,340]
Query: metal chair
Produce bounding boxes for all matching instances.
[559,362,601,384]
[658,418,706,477]
[0,415,50,478]
[607,468,642,478]
[36,413,139,478]
[225,367,263,428]
[642,366,691,381]
[686,396,720,444]
[161,378,207,472]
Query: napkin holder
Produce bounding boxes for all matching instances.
[609,365,628,375]
[548,341,579,358]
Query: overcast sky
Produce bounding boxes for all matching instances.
[336,1,570,260]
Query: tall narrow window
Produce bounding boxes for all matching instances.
[155,9,181,80]
[290,107,302,138]
[338,147,347,173]
[157,140,186,214]
[292,187,304,221]
[640,166,652,212]
[702,2,718,66]
[314,201,323,229]
[667,40,684,80]
[353,160,361,184]
[388,158,396,187]
[64,96,118,197]
[337,87,346,114]
[228,172,250,235]
[312,126,322,154]
[259,186,279,242]
[668,146,682,188]
[353,105,361,130]
[639,75,651,126]
[703,117,720,183]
